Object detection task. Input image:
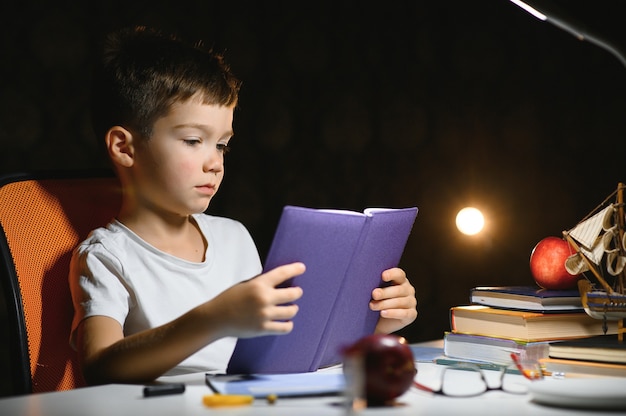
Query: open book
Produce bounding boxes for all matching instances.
[226,205,418,374]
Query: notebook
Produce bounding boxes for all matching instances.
[206,371,345,398]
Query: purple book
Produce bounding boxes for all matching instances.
[226,205,418,374]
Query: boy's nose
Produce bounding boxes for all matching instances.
[203,149,223,173]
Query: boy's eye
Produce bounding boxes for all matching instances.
[183,137,201,146]
[217,143,231,154]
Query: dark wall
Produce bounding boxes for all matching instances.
[1,1,626,351]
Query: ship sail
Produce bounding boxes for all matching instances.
[565,205,614,273]
[569,205,613,251]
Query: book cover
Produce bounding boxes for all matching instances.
[548,335,626,364]
[226,205,418,374]
[443,332,550,366]
[470,286,583,313]
[449,305,619,342]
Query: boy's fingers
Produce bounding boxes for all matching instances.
[262,262,306,286]
[372,283,413,301]
[269,304,300,321]
[274,286,303,304]
[263,320,295,334]
[371,295,416,311]
[381,267,405,283]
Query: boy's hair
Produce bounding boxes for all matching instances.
[91,26,241,141]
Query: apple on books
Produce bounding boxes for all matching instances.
[529,236,581,290]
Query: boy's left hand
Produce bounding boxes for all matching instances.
[370,267,418,334]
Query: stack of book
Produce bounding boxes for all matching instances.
[440,286,620,369]
[540,334,626,377]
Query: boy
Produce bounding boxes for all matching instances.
[69,26,418,385]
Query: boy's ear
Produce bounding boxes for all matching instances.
[105,126,135,167]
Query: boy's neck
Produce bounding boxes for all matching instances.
[118,208,208,263]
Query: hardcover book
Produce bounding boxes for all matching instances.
[443,332,550,366]
[226,205,418,374]
[539,357,626,378]
[548,335,626,364]
[470,286,583,313]
[450,305,619,342]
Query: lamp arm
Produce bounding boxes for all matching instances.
[511,0,626,68]
[546,15,626,69]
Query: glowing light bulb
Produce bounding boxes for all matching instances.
[456,207,485,236]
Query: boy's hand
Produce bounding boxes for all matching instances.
[370,268,418,334]
[208,262,306,338]
[76,263,306,385]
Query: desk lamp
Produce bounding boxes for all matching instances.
[509,0,626,68]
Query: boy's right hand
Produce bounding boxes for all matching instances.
[205,262,306,339]
[74,262,306,385]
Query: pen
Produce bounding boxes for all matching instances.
[143,383,186,397]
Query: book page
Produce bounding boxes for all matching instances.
[317,207,405,216]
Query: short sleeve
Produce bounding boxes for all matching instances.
[68,241,131,349]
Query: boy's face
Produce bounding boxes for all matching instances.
[130,97,234,216]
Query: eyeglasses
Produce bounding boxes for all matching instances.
[413,354,543,398]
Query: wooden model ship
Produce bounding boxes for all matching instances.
[562,183,626,341]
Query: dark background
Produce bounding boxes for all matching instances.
[1,0,626,379]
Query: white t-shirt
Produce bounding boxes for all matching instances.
[69,213,262,375]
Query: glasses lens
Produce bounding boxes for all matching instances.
[502,367,532,394]
[441,367,486,397]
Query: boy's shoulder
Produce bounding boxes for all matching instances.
[75,220,131,251]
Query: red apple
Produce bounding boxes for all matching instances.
[529,236,581,290]
[342,334,416,407]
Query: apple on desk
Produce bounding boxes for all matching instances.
[342,334,416,407]
[529,236,581,290]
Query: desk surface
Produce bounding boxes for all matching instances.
[0,341,620,416]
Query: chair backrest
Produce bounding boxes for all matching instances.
[0,170,121,395]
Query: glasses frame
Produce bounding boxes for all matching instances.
[413,357,536,398]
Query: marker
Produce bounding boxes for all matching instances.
[143,383,186,397]
[203,374,254,407]
[202,394,254,407]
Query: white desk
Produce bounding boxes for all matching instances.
[0,341,620,416]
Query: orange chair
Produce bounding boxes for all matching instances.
[0,170,121,395]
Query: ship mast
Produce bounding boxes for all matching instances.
[615,183,626,294]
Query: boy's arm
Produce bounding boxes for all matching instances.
[370,267,418,335]
[76,262,305,385]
